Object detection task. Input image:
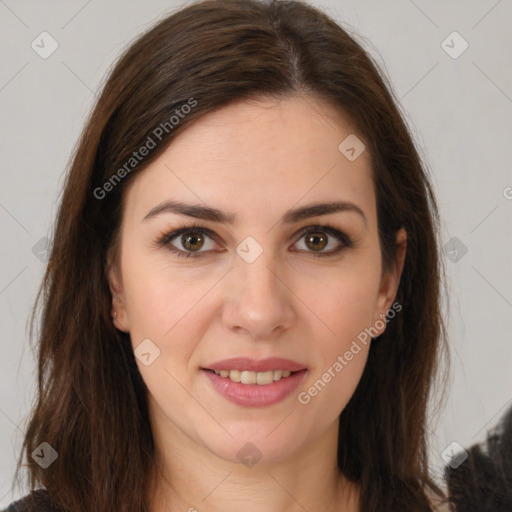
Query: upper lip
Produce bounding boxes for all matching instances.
[203,357,306,372]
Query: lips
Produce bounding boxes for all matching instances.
[203,357,306,373]
[201,357,307,407]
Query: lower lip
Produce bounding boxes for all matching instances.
[202,369,307,407]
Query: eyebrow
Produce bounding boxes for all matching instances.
[143,199,367,227]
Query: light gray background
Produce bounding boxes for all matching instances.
[1,0,511,506]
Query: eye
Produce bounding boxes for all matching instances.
[155,223,353,259]
[292,224,353,257]
[157,224,218,259]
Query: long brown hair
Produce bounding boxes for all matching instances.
[13,1,449,510]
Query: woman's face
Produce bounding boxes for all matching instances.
[109,94,406,466]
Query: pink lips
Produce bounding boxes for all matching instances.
[204,357,306,373]
[202,357,307,407]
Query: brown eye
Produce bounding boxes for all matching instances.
[181,232,205,252]
[159,227,218,258]
[304,232,328,252]
[293,224,352,257]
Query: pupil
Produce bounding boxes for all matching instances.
[308,232,326,251]
[184,233,203,251]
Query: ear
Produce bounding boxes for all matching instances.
[107,262,130,333]
[373,227,407,336]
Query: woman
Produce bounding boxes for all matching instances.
[6,0,450,510]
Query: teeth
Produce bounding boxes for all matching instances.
[256,371,273,385]
[241,370,256,384]
[212,369,295,384]
[228,369,241,382]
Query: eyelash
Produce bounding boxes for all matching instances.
[154,222,354,259]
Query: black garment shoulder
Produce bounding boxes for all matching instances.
[2,490,61,512]
[445,405,512,512]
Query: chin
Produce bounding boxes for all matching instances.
[200,426,305,468]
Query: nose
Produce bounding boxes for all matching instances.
[222,249,296,341]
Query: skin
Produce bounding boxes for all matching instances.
[108,94,407,512]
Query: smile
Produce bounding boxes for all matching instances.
[202,368,307,407]
[210,369,294,385]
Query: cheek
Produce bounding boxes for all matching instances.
[121,246,204,332]
[120,249,219,382]
[299,314,371,419]
[302,347,369,427]
[306,263,382,341]
[297,264,379,411]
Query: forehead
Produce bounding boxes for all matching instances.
[123,94,376,227]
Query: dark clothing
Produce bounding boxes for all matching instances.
[2,490,60,512]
